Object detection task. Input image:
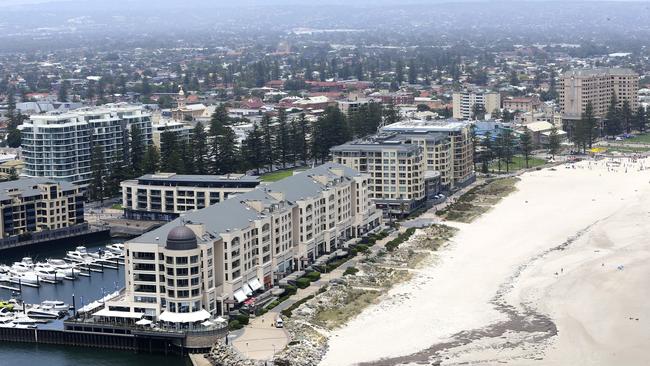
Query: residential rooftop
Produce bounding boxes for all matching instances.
[0,177,78,201]
[562,67,638,77]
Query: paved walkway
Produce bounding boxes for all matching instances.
[231,231,398,361]
[188,353,213,366]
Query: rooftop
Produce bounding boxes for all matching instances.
[131,163,362,246]
[562,68,638,78]
[137,173,260,184]
[381,119,471,133]
[0,177,78,201]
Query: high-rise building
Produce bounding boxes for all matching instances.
[19,104,152,185]
[330,141,426,216]
[380,119,475,190]
[559,68,639,119]
[107,163,381,320]
[452,90,501,120]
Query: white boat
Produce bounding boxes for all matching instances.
[12,272,40,285]
[11,258,34,273]
[26,306,60,319]
[0,311,15,328]
[34,267,63,281]
[12,316,38,328]
[41,300,70,311]
[105,243,125,255]
[66,246,99,262]
[46,259,78,278]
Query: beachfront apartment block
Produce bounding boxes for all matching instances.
[0,178,84,241]
[381,119,475,190]
[330,141,426,216]
[152,119,193,149]
[559,68,639,119]
[121,173,261,221]
[19,104,152,185]
[452,90,501,120]
[108,163,381,320]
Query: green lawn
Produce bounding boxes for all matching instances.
[260,169,298,182]
[488,155,546,173]
[625,133,650,144]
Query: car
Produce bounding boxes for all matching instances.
[275,317,284,328]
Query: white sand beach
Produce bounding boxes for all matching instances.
[320,157,650,366]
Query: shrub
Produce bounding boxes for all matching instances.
[266,300,280,310]
[228,320,242,330]
[283,284,297,296]
[356,244,369,253]
[296,277,311,289]
[281,293,316,318]
[235,314,249,325]
[343,267,359,276]
[305,271,321,281]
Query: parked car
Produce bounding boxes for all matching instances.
[275,317,284,328]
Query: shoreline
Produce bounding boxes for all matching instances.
[319,157,650,366]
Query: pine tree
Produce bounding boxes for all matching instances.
[383,103,400,126]
[209,105,230,174]
[604,95,621,136]
[129,124,145,177]
[89,144,106,201]
[242,123,264,174]
[635,106,647,133]
[160,130,180,172]
[408,58,418,84]
[260,114,275,171]
[481,132,493,173]
[142,144,160,174]
[621,100,633,134]
[218,126,240,174]
[582,101,597,149]
[520,130,533,169]
[275,109,290,168]
[192,122,209,174]
[58,80,69,102]
[5,88,22,148]
[297,113,310,163]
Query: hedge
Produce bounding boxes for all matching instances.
[229,320,242,330]
[305,271,321,281]
[235,314,249,325]
[296,277,311,289]
[385,228,417,252]
[343,267,359,276]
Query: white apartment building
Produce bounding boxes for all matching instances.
[108,163,381,320]
[121,173,261,221]
[19,104,152,185]
[452,90,501,120]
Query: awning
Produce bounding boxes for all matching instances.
[201,320,214,327]
[233,289,247,303]
[159,309,211,323]
[243,284,253,296]
[94,309,144,319]
[215,316,227,323]
[135,318,152,326]
[247,278,263,292]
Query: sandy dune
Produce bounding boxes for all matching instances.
[320,157,650,366]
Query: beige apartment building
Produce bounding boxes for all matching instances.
[0,178,84,240]
[452,90,501,120]
[121,173,261,221]
[106,163,381,320]
[559,68,639,119]
[381,120,475,190]
[330,141,426,216]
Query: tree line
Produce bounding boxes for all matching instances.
[88,102,400,200]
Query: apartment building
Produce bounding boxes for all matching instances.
[0,178,84,240]
[337,98,376,115]
[381,119,475,190]
[108,163,381,320]
[19,104,152,185]
[503,96,542,113]
[330,141,426,216]
[152,120,193,149]
[121,173,261,221]
[559,68,639,119]
[452,90,501,120]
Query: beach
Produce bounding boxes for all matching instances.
[320,157,650,366]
